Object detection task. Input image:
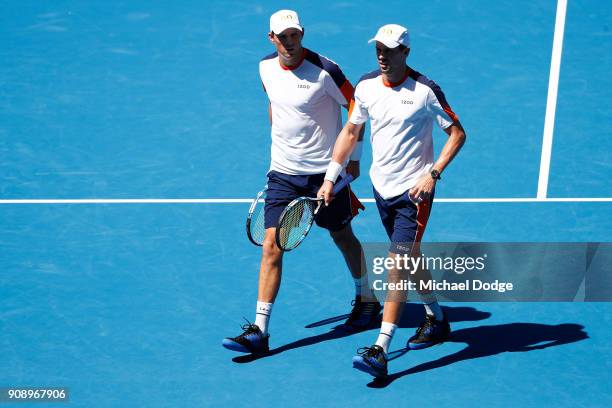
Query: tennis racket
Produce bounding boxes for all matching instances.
[246,187,267,246]
[275,174,354,251]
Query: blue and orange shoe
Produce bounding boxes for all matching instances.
[222,322,269,354]
[352,345,388,377]
[407,313,451,350]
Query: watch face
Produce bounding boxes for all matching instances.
[431,170,440,179]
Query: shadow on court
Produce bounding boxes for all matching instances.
[231,304,490,364]
[397,304,492,329]
[368,322,589,388]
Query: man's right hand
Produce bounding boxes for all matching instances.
[317,180,335,206]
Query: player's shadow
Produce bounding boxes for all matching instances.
[232,304,490,364]
[368,322,589,388]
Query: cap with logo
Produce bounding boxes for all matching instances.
[368,24,410,48]
[270,9,303,34]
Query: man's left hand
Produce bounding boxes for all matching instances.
[409,173,436,203]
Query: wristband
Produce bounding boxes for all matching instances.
[324,161,343,183]
[349,141,363,161]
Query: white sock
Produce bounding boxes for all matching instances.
[254,301,273,335]
[424,301,444,321]
[418,291,444,321]
[375,321,397,353]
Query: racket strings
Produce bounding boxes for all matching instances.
[247,192,267,246]
[277,199,317,249]
[250,201,266,244]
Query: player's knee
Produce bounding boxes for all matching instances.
[262,237,282,261]
[330,226,358,250]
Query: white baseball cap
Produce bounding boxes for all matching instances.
[368,24,410,48]
[269,9,303,34]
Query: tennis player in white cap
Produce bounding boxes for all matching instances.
[319,23,466,377]
[222,10,380,356]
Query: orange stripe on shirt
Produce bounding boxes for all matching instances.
[339,80,355,107]
[347,98,355,119]
[443,105,459,123]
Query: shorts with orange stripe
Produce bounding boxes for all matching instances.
[372,187,434,255]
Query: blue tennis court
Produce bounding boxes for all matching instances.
[1,0,611,406]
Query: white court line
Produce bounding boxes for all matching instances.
[0,198,611,204]
[537,0,568,200]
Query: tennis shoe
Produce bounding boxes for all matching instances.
[343,296,382,330]
[352,345,388,377]
[222,322,269,354]
[407,313,450,350]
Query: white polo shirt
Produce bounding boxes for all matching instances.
[260,49,354,175]
[349,67,458,199]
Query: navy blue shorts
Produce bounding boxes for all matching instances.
[264,170,356,232]
[373,187,434,254]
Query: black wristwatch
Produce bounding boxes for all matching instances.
[430,169,441,180]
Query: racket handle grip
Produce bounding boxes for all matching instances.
[332,174,354,194]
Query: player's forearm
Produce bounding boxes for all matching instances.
[348,125,365,162]
[432,124,466,174]
[325,123,362,183]
[332,123,360,164]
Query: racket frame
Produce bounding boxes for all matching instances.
[246,187,267,246]
[275,174,354,251]
[275,197,322,251]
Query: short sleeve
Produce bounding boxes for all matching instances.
[323,70,354,106]
[259,61,267,94]
[426,83,459,130]
[349,84,369,125]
